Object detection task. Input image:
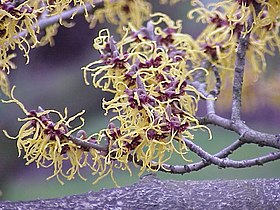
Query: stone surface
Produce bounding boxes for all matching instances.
[1,175,280,210]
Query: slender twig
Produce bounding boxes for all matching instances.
[209,65,221,97]
[193,59,211,82]
[16,0,105,39]
[182,137,280,168]
[231,2,261,121]
[128,137,279,173]
[231,33,250,121]
[67,129,279,173]
[67,134,108,153]
[158,139,245,174]
[193,71,280,150]
[199,111,280,149]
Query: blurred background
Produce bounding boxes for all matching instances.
[0,1,279,201]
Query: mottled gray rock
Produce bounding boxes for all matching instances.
[1,176,280,210]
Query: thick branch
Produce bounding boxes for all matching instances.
[1,177,280,209]
[199,112,280,149]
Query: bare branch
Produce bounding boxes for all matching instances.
[193,74,280,150]
[199,113,280,149]
[231,2,262,121]
[209,65,221,97]
[67,135,108,153]
[157,139,245,174]
[193,59,211,82]
[16,0,105,39]
[231,34,250,121]
[183,137,280,168]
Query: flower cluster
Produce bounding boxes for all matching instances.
[2,87,108,184]
[4,0,280,185]
[4,19,210,182]
[0,0,38,67]
[189,0,280,72]
[9,11,208,185]
[189,0,280,109]
[86,0,183,34]
[0,0,184,98]
[0,0,95,97]
[86,0,152,34]
[83,13,210,176]
[0,0,94,66]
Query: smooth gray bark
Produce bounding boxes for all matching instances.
[1,176,280,210]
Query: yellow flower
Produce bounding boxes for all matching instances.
[189,0,280,72]
[0,1,40,67]
[188,0,280,110]
[83,13,211,175]
[0,53,16,97]
[86,0,152,34]
[0,0,95,94]
[46,0,94,17]
[2,87,98,184]
[0,70,10,97]
[0,0,95,65]
[38,23,60,47]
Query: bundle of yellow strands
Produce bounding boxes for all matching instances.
[83,13,211,176]
[2,87,108,185]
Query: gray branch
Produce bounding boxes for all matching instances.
[209,65,221,97]
[1,176,280,209]
[231,31,251,121]
[158,140,245,174]
[183,137,280,168]
[67,135,108,153]
[193,73,280,151]
[16,0,104,39]
[231,2,261,121]
[199,111,280,149]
